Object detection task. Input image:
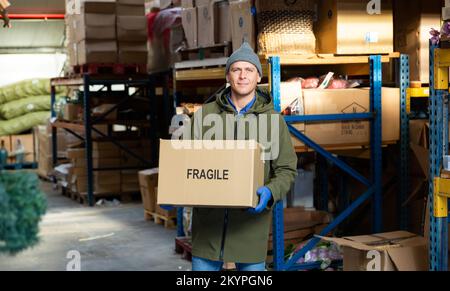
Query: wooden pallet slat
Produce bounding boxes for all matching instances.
[144,210,177,229]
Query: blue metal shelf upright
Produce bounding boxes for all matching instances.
[428,41,449,271]
[50,73,170,206]
[269,53,409,271]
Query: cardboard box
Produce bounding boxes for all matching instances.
[38,153,53,178]
[157,140,264,207]
[92,149,121,158]
[75,179,121,194]
[63,103,82,121]
[117,16,148,41]
[315,0,394,54]
[290,88,400,149]
[229,0,255,51]
[214,0,231,44]
[67,42,78,67]
[74,13,116,42]
[155,187,177,217]
[197,3,214,47]
[268,207,331,250]
[320,231,428,271]
[121,148,149,167]
[0,0,11,9]
[182,8,198,48]
[73,158,122,168]
[118,41,148,64]
[37,128,68,158]
[394,0,441,83]
[139,168,159,212]
[81,0,117,14]
[116,0,145,16]
[121,170,139,183]
[121,182,140,192]
[197,0,230,47]
[77,40,117,65]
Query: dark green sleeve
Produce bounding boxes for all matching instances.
[265,115,298,206]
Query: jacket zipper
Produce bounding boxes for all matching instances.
[219,112,239,261]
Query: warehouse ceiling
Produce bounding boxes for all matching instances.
[0,0,65,53]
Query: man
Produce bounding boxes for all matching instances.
[165,42,297,271]
[0,0,11,28]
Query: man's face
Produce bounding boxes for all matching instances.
[227,61,261,97]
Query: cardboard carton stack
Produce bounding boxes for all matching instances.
[139,168,177,218]
[181,0,233,49]
[68,144,121,194]
[395,0,441,83]
[116,0,148,65]
[66,0,117,66]
[66,139,151,195]
[65,0,147,67]
[229,0,255,51]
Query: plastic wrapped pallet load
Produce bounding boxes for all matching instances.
[0,95,56,120]
[0,112,50,136]
[0,79,63,104]
[255,0,316,55]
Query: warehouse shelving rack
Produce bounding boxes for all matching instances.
[268,53,410,271]
[427,41,449,271]
[50,72,171,206]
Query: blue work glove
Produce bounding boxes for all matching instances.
[248,186,272,214]
[160,205,175,211]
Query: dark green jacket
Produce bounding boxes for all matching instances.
[190,87,297,263]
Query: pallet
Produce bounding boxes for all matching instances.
[179,42,232,61]
[64,188,139,206]
[144,211,177,229]
[175,237,192,262]
[73,63,147,75]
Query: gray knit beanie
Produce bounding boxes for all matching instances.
[225,42,262,77]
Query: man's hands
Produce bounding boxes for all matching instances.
[248,186,272,214]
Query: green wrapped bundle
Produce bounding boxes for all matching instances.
[0,171,47,254]
[0,95,57,120]
[0,111,50,136]
[0,79,64,105]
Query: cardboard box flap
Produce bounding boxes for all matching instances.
[318,231,420,251]
[317,236,376,251]
[386,244,428,271]
[117,16,147,30]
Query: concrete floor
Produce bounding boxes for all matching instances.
[0,180,191,271]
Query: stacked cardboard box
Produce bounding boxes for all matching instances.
[395,0,441,83]
[65,0,147,66]
[315,0,394,55]
[66,0,117,66]
[35,125,75,177]
[139,168,177,217]
[68,144,121,194]
[116,0,148,64]
[181,0,231,49]
[229,0,255,51]
[66,139,151,195]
